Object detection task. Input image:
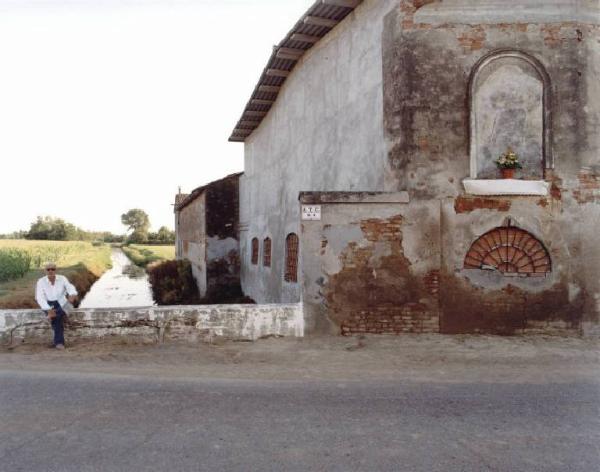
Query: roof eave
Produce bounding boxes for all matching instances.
[228,0,363,143]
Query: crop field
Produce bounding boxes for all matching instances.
[0,240,112,308]
[122,244,175,267]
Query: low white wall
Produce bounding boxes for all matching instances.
[0,304,304,345]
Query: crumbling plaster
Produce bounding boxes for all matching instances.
[300,195,440,334]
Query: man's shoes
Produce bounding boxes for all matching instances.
[55,344,65,350]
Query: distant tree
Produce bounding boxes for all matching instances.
[157,226,175,243]
[128,230,148,244]
[0,230,28,240]
[26,216,79,241]
[121,209,150,243]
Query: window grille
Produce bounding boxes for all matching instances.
[284,233,299,283]
[464,225,551,276]
[251,238,259,265]
[263,237,272,267]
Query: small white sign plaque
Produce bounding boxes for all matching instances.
[302,205,321,221]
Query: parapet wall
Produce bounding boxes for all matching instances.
[0,304,304,345]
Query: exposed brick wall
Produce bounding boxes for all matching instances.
[324,214,439,335]
[573,168,600,204]
[454,197,511,214]
[342,304,439,336]
[423,270,440,297]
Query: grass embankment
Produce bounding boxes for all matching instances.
[121,244,175,267]
[0,240,112,309]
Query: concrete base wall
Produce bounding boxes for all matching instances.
[0,304,304,345]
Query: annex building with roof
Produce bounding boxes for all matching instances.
[176,0,600,336]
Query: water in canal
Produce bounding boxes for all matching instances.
[79,248,155,308]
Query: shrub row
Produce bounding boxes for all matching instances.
[0,248,32,282]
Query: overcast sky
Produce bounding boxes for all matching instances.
[0,0,313,234]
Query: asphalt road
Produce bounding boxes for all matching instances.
[1,370,599,472]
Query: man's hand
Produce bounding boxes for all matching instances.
[47,309,56,320]
[68,295,77,304]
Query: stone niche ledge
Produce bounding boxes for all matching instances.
[463,179,549,196]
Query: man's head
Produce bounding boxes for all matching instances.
[45,262,57,281]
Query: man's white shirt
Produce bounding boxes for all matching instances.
[35,275,78,311]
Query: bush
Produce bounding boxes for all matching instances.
[147,260,200,305]
[0,248,32,282]
[147,259,255,306]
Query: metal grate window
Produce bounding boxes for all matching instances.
[464,225,551,276]
[284,233,299,283]
[263,237,272,267]
[251,238,259,265]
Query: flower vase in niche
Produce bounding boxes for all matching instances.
[496,148,522,179]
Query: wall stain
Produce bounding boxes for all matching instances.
[440,274,582,335]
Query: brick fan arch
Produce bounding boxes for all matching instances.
[464,225,551,276]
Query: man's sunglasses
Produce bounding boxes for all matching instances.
[46,268,56,272]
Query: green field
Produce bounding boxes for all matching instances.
[122,244,175,267]
[0,240,112,309]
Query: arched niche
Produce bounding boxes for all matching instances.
[469,50,552,179]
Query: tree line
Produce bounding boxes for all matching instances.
[1,209,175,244]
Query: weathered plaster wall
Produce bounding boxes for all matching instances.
[240,0,399,304]
[300,193,440,335]
[177,194,207,296]
[441,196,582,335]
[0,304,304,345]
[234,0,600,335]
[377,0,600,334]
[383,0,600,195]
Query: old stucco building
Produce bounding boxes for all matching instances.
[179,0,600,336]
[175,173,241,299]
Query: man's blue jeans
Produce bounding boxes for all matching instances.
[45,300,66,346]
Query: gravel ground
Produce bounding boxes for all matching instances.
[1,334,598,383]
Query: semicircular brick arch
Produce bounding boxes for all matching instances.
[464,225,551,276]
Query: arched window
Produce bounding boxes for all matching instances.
[464,223,551,276]
[284,233,299,283]
[263,237,272,267]
[251,238,259,265]
[469,50,552,179]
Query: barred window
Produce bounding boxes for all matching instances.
[251,238,259,265]
[464,224,551,276]
[263,237,272,267]
[284,233,299,283]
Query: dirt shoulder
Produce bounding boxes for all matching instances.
[1,334,598,384]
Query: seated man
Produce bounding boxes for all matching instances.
[35,262,78,349]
